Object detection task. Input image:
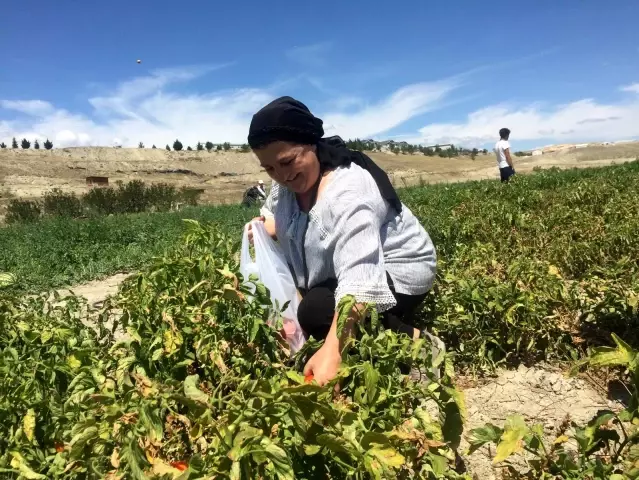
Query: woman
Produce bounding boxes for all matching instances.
[247,96,438,385]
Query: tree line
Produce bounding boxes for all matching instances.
[0,138,54,150]
[1,136,491,158]
[344,138,489,159]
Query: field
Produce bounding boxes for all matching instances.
[1,161,639,479]
[2,142,639,218]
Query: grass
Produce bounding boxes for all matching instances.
[0,205,255,292]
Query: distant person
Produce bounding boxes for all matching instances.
[242,180,267,207]
[494,128,516,182]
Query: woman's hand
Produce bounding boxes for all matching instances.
[247,216,276,243]
[303,339,342,386]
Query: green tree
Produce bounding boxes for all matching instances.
[152,144,156,149]
[138,142,144,149]
[216,144,222,152]
[34,139,40,150]
[44,139,53,150]
[173,139,183,151]
[166,144,171,151]
[187,146,193,151]
[196,141,204,151]
[223,142,231,151]
[240,143,250,152]
[0,142,6,149]
[482,148,488,155]
[471,148,478,160]
[12,137,19,149]
[21,138,31,149]
[205,141,214,152]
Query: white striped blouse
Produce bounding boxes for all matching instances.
[260,163,437,312]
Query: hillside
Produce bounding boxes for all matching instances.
[1,142,638,211]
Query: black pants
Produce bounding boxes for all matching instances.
[297,276,426,340]
[500,166,516,182]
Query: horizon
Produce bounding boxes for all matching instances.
[1,0,638,151]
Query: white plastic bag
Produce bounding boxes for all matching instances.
[240,221,306,353]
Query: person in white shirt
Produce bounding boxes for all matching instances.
[494,128,515,182]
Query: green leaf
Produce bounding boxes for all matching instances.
[468,424,503,454]
[317,434,357,457]
[184,374,210,404]
[9,452,47,479]
[365,446,405,471]
[304,445,321,455]
[493,415,528,463]
[67,354,82,370]
[23,409,36,443]
[164,329,183,355]
[70,426,99,460]
[261,438,295,480]
[363,362,379,404]
[336,295,356,338]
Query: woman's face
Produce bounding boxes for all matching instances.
[254,141,320,194]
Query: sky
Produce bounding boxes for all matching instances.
[1,0,638,150]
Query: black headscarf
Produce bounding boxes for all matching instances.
[248,96,402,213]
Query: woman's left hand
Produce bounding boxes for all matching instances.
[303,340,342,386]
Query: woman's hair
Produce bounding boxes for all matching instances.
[499,128,511,140]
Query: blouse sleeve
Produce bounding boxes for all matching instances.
[331,190,397,313]
[259,181,279,218]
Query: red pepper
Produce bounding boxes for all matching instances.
[54,442,64,453]
[171,461,188,471]
[304,374,314,384]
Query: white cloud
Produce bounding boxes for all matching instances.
[414,97,639,147]
[0,67,458,147]
[621,83,639,94]
[321,80,459,139]
[2,67,637,150]
[0,100,54,116]
[0,66,273,147]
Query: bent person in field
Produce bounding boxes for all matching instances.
[241,179,267,207]
[246,96,442,385]
[495,127,516,182]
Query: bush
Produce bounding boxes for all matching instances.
[146,183,177,211]
[44,139,53,150]
[12,138,18,149]
[223,142,231,151]
[82,187,120,215]
[187,146,193,151]
[216,144,222,151]
[34,140,40,150]
[0,142,6,149]
[205,141,214,152]
[152,144,156,149]
[43,189,84,218]
[179,186,204,206]
[166,144,171,151]
[115,179,149,213]
[173,139,183,151]
[21,138,31,149]
[5,199,41,223]
[240,143,250,152]
[138,141,144,148]
[196,141,204,151]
